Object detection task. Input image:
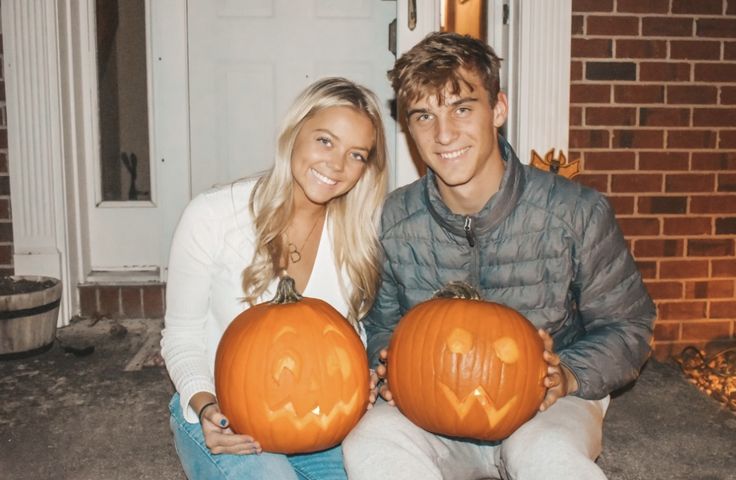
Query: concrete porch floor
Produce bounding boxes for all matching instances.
[1,317,735,480]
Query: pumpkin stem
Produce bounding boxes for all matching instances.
[270,273,303,305]
[432,281,481,300]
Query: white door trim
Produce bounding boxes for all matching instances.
[1,0,74,325]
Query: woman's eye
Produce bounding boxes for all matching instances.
[351,152,367,162]
[317,136,332,146]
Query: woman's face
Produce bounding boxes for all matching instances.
[291,106,375,208]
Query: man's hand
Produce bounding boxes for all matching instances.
[371,349,395,406]
[537,329,578,412]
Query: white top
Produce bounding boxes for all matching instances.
[161,178,364,423]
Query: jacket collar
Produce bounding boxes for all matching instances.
[423,135,526,237]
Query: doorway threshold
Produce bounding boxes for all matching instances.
[85,268,162,285]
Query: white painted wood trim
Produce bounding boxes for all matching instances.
[511,0,572,164]
[1,0,73,325]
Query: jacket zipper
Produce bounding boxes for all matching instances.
[463,216,476,247]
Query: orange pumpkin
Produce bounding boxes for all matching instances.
[387,282,546,441]
[215,276,369,454]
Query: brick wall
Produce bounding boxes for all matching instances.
[570,0,736,359]
[0,32,13,277]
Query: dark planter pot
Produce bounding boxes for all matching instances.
[0,276,63,357]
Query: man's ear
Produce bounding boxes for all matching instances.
[493,92,508,128]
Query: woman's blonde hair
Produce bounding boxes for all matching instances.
[242,77,389,326]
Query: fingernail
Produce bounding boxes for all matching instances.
[220,419,227,427]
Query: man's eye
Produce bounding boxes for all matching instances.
[414,113,432,122]
[456,107,471,115]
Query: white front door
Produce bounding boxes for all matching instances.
[186,0,398,195]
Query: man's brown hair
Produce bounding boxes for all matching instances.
[388,32,502,117]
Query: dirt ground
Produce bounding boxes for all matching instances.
[1,316,735,480]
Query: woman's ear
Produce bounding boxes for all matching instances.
[493,92,509,128]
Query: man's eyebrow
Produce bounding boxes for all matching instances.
[406,97,479,117]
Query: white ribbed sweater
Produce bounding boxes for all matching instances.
[161,179,362,423]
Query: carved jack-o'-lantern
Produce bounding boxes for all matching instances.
[387,282,546,441]
[215,276,369,454]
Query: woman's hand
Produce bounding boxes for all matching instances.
[537,329,578,412]
[192,394,262,455]
[371,349,395,406]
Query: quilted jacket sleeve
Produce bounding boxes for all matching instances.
[559,195,656,400]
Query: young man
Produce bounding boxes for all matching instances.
[343,32,656,480]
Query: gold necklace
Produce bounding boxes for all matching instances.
[287,215,322,264]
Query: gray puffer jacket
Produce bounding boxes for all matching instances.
[365,137,656,400]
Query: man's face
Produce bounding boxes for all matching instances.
[405,69,507,195]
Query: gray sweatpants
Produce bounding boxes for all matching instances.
[343,395,610,480]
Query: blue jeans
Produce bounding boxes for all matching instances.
[168,394,347,480]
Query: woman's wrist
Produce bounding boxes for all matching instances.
[198,401,218,422]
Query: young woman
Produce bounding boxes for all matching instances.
[161,77,388,480]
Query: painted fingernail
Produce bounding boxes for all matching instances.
[220,419,227,427]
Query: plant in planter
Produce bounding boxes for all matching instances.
[0,275,63,358]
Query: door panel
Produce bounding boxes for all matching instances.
[187,0,398,195]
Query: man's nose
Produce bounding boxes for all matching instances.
[434,116,457,145]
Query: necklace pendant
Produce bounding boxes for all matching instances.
[288,242,301,263]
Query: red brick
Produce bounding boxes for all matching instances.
[663,217,712,235]
[660,259,709,278]
[726,42,736,60]
[0,198,10,220]
[640,62,691,81]
[693,108,736,127]
[719,130,736,148]
[634,239,684,257]
[0,223,13,243]
[667,130,717,149]
[637,196,688,214]
[691,152,736,170]
[640,152,690,171]
[587,15,640,36]
[640,107,690,126]
[619,217,661,236]
[0,268,14,277]
[691,195,736,213]
[586,106,637,125]
[570,129,610,148]
[572,15,585,35]
[673,0,724,14]
[688,238,735,256]
[0,177,10,197]
[645,281,684,300]
[670,40,721,60]
[573,0,613,12]
[584,151,636,170]
[572,38,613,58]
[697,19,736,38]
[570,106,583,126]
[682,321,731,340]
[611,173,662,193]
[612,129,664,148]
[98,286,121,318]
[586,62,637,80]
[570,84,611,103]
[574,173,609,192]
[609,195,635,215]
[121,287,143,318]
[716,217,736,234]
[711,301,736,319]
[685,280,735,299]
[617,0,670,13]
[665,173,715,192]
[718,173,736,192]
[695,63,736,82]
[142,285,165,318]
[729,1,736,15]
[712,258,736,277]
[0,153,7,174]
[614,85,665,103]
[722,87,736,104]
[571,61,583,81]
[652,321,681,341]
[636,260,658,279]
[642,17,693,37]
[78,286,98,317]
[616,39,667,58]
[667,85,718,104]
[659,301,708,320]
